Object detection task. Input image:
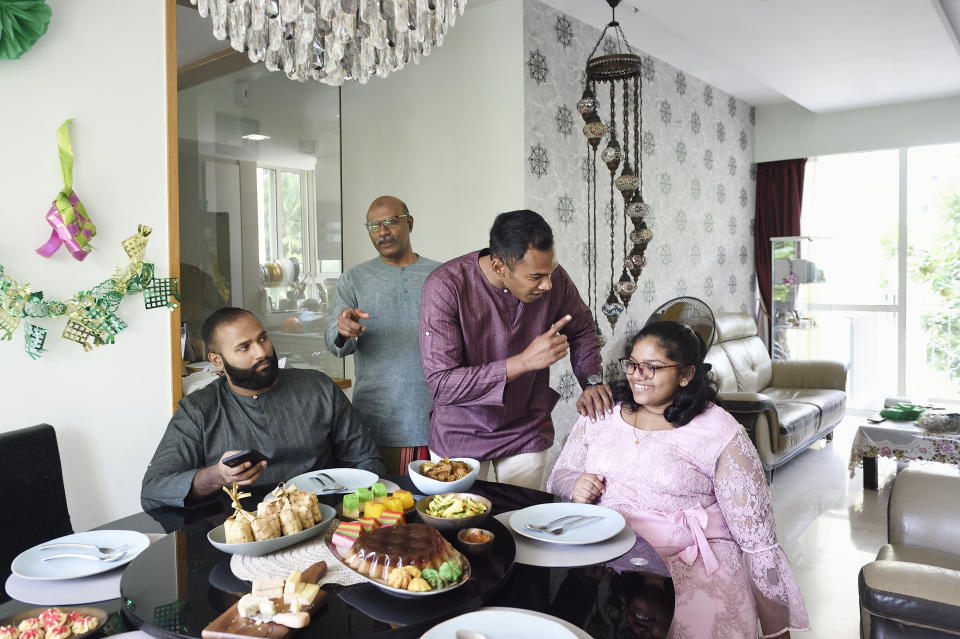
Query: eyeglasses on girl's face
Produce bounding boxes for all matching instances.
[618,358,678,379]
[363,214,409,232]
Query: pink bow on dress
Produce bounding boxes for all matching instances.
[627,502,726,576]
[674,505,720,575]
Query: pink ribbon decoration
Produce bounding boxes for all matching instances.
[35,120,96,261]
[36,191,95,260]
[627,503,727,575]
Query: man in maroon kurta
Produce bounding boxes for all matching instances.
[419,210,610,488]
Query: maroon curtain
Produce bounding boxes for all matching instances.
[754,158,806,315]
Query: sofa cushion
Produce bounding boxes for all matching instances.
[714,312,758,342]
[762,388,846,432]
[775,402,820,452]
[718,335,773,393]
[705,346,738,393]
[878,544,960,572]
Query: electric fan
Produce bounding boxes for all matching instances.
[645,296,717,352]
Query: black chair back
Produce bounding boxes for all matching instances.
[0,424,73,594]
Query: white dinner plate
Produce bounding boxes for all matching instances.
[508,503,626,545]
[421,609,578,639]
[207,503,335,557]
[285,467,379,495]
[495,511,637,567]
[11,530,151,580]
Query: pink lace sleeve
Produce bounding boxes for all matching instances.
[546,415,592,500]
[714,427,810,637]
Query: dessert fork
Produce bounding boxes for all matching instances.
[526,515,603,535]
[42,550,127,562]
[316,472,346,492]
[524,514,585,531]
[40,541,129,555]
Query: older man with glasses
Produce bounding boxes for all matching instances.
[324,195,440,473]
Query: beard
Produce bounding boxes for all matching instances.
[221,351,280,390]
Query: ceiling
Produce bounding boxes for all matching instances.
[541,0,960,114]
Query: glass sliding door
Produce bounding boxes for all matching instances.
[176,5,343,383]
[799,151,900,409]
[798,145,960,409]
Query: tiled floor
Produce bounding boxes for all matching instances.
[769,413,896,639]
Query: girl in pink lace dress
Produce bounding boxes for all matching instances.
[547,322,809,638]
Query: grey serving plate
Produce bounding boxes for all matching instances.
[207,502,336,557]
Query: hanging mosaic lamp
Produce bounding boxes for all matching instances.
[629,225,652,245]
[593,320,606,347]
[614,160,639,203]
[624,252,647,280]
[577,87,598,121]
[615,269,637,306]
[577,0,644,335]
[583,114,606,151]
[626,191,650,219]
[601,287,625,329]
[601,135,622,174]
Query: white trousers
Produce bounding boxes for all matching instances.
[430,449,548,490]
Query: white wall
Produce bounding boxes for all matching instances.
[756,95,960,161]
[0,0,171,530]
[340,0,526,269]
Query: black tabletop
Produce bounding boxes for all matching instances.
[2,478,674,638]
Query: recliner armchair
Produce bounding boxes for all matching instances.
[859,467,960,638]
[704,313,847,481]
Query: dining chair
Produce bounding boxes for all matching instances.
[0,423,74,595]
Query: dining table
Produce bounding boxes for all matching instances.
[1,477,674,639]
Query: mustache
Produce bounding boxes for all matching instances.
[377,236,395,245]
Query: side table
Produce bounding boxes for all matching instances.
[849,420,960,489]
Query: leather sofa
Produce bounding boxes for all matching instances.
[704,313,847,481]
[859,467,960,638]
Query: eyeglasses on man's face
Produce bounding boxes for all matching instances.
[364,214,409,233]
[618,358,678,379]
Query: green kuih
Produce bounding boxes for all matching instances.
[420,568,444,589]
[371,482,388,498]
[355,487,373,502]
[438,561,462,582]
[342,493,360,519]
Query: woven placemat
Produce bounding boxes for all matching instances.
[230,519,366,586]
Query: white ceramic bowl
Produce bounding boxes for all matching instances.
[408,457,479,495]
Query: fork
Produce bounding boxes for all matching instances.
[42,550,127,562]
[316,472,346,492]
[525,514,585,532]
[526,515,603,535]
[39,542,129,555]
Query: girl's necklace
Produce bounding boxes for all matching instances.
[631,406,667,444]
[631,409,650,445]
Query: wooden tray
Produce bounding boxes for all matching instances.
[201,561,328,639]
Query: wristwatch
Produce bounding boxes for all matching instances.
[586,375,603,387]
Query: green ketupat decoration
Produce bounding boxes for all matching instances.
[0,1,52,60]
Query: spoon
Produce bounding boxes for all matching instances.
[455,631,488,639]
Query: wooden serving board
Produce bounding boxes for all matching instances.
[201,561,328,639]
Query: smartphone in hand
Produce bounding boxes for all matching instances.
[222,449,270,467]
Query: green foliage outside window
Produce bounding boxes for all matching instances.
[910,191,960,387]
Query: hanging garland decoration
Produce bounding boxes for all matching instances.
[0,0,51,60]
[36,119,97,261]
[0,226,179,359]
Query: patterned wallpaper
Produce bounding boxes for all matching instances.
[524,0,758,469]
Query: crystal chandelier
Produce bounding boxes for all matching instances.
[578,0,648,333]
[188,0,467,86]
